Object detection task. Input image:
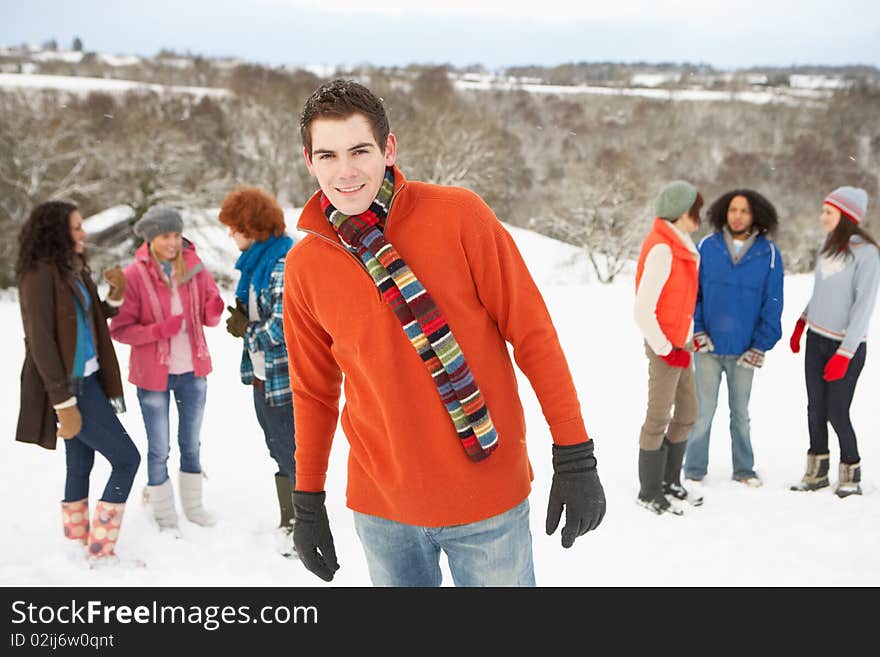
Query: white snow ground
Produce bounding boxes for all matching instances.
[1,221,877,587]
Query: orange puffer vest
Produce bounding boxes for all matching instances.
[635,218,699,349]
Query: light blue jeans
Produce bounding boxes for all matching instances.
[684,352,756,481]
[353,499,536,587]
[137,372,207,486]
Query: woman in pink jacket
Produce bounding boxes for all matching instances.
[110,207,224,533]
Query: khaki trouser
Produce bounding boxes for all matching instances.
[639,343,697,450]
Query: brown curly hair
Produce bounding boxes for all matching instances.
[16,200,84,279]
[218,187,286,241]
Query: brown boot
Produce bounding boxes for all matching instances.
[835,461,862,498]
[790,452,830,491]
[61,499,89,544]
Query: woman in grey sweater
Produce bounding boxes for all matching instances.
[789,186,880,497]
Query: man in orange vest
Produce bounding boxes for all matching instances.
[634,181,703,515]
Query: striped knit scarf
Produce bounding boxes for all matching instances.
[321,168,498,462]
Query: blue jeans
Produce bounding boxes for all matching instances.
[684,352,756,481]
[137,373,207,486]
[252,386,296,481]
[64,373,141,504]
[353,499,535,587]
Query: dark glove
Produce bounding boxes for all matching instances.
[152,314,184,339]
[103,266,126,301]
[226,298,248,338]
[660,348,691,368]
[545,441,606,548]
[292,491,339,582]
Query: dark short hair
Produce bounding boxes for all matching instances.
[299,79,390,157]
[708,189,779,236]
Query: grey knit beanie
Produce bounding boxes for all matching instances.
[133,206,184,242]
[825,186,868,225]
[655,180,698,220]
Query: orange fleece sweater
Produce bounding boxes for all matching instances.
[283,167,589,526]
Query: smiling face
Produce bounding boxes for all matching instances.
[821,203,842,234]
[303,113,397,216]
[727,195,753,237]
[151,231,183,261]
[68,210,86,254]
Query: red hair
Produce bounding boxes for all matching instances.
[219,187,285,241]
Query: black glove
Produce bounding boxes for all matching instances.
[226,298,248,338]
[292,491,339,582]
[545,441,606,548]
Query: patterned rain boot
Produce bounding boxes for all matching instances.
[61,498,89,545]
[86,501,125,561]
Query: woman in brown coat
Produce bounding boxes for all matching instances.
[16,201,141,564]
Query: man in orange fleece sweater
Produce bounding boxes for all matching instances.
[283,79,605,586]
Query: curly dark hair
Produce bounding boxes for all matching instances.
[299,78,390,157]
[708,189,778,236]
[219,187,286,241]
[15,201,83,279]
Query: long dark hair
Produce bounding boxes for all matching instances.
[15,201,83,279]
[822,211,879,258]
[708,189,778,236]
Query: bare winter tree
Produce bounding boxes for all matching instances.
[0,92,103,223]
[90,92,234,253]
[396,103,530,221]
[531,171,645,283]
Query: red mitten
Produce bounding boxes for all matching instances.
[789,318,806,353]
[823,353,851,382]
[660,348,691,368]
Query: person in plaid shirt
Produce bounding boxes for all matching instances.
[219,188,297,554]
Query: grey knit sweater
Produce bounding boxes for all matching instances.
[803,235,880,357]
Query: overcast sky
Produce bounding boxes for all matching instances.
[3,0,878,70]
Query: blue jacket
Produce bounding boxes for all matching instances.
[694,231,784,355]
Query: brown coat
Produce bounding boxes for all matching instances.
[16,261,124,450]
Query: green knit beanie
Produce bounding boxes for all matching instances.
[655,180,698,220]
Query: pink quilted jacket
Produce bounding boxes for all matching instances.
[110,240,224,391]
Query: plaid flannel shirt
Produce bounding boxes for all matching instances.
[240,256,292,407]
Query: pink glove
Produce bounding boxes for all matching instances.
[153,314,184,339]
[823,353,850,382]
[207,295,225,320]
[660,348,691,368]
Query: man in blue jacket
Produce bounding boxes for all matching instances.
[681,190,784,495]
